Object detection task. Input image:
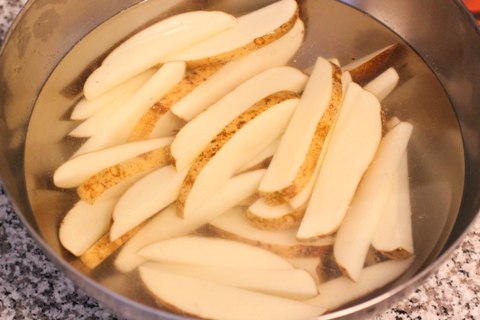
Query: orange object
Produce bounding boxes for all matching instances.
[464,0,480,23]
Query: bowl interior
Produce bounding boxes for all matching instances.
[21,0,464,317]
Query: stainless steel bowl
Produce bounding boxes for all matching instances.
[0,0,479,319]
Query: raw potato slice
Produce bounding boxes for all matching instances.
[259,57,343,204]
[372,152,414,259]
[236,139,280,173]
[308,258,413,311]
[71,69,155,120]
[165,0,298,66]
[364,67,400,102]
[59,173,147,256]
[54,137,172,188]
[76,62,185,156]
[334,122,413,281]
[246,123,335,230]
[139,236,294,270]
[80,223,145,269]
[177,97,298,218]
[77,144,171,203]
[59,198,117,256]
[206,207,333,257]
[145,262,318,299]
[342,44,401,84]
[139,267,326,320]
[110,166,188,241]
[297,84,382,240]
[148,110,185,139]
[128,64,223,141]
[84,12,235,99]
[114,169,265,273]
[171,67,307,171]
[171,19,305,121]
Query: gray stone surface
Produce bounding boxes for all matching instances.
[0,1,479,319]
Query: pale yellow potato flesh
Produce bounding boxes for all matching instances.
[114,169,265,273]
[372,152,414,259]
[143,262,318,300]
[334,122,413,281]
[343,44,401,85]
[128,63,223,141]
[364,67,400,102]
[165,0,299,67]
[77,145,171,203]
[170,18,305,121]
[204,207,333,258]
[176,92,298,218]
[139,267,326,320]
[258,58,343,205]
[308,258,413,311]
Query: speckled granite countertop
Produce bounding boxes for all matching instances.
[1,1,479,319]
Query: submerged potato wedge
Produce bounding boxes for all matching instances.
[171,67,307,171]
[171,18,305,121]
[84,12,235,99]
[205,207,333,257]
[144,262,318,300]
[297,85,382,240]
[54,137,172,188]
[110,165,188,241]
[177,95,298,218]
[76,62,185,156]
[308,258,413,311]
[259,57,343,204]
[128,63,223,141]
[114,169,265,273]
[71,69,155,121]
[334,122,413,281]
[139,267,326,320]
[343,44,401,85]
[372,152,414,259]
[77,144,171,203]
[165,0,299,67]
[364,67,400,102]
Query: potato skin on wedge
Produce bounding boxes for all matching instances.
[128,63,223,141]
[176,91,298,217]
[77,145,171,203]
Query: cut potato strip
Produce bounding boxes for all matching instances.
[297,84,382,240]
[77,144,171,203]
[334,122,413,281]
[259,57,343,204]
[206,207,333,257]
[236,139,280,173]
[110,165,189,241]
[54,137,172,188]
[59,199,117,256]
[343,44,401,84]
[148,110,185,139]
[165,0,298,66]
[372,152,414,259]
[177,97,298,218]
[71,69,155,120]
[171,19,304,121]
[84,12,235,99]
[171,67,307,171]
[364,67,400,102]
[139,267,326,320]
[246,122,335,230]
[144,262,317,300]
[80,223,146,269]
[140,236,294,270]
[114,169,265,273]
[308,258,413,311]
[59,173,147,256]
[76,62,185,156]
[128,64,223,141]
